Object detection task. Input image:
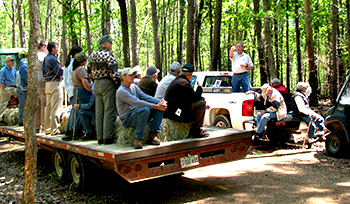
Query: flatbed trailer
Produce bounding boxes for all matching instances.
[0,125,253,191]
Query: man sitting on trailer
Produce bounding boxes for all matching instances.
[292,82,325,142]
[116,68,167,149]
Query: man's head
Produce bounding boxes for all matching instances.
[132,66,143,79]
[5,56,15,68]
[169,62,182,76]
[98,35,114,51]
[235,42,244,54]
[121,68,137,86]
[297,82,309,94]
[261,83,272,97]
[75,53,88,63]
[146,66,160,81]
[271,78,280,88]
[38,40,48,53]
[181,63,195,80]
[47,42,59,55]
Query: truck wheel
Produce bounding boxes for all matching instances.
[213,115,231,128]
[326,132,347,157]
[52,149,67,182]
[68,154,86,191]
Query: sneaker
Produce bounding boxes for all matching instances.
[133,138,143,149]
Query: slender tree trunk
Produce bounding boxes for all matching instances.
[22,0,39,202]
[117,0,131,67]
[44,0,51,40]
[67,1,78,46]
[17,0,25,47]
[177,1,185,64]
[347,0,350,67]
[83,0,92,54]
[331,0,339,104]
[286,0,291,92]
[210,0,222,71]
[209,0,213,61]
[254,0,267,85]
[151,0,161,70]
[295,0,302,82]
[130,0,139,67]
[196,0,204,70]
[60,4,68,65]
[187,0,197,66]
[12,0,17,48]
[263,0,277,79]
[305,0,318,106]
[274,19,279,78]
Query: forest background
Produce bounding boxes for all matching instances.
[0,0,349,106]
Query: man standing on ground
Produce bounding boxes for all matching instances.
[87,35,119,145]
[155,62,182,99]
[116,68,167,149]
[43,42,63,135]
[164,63,209,138]
[229,42,254,92]
[0,56,17,121]
[34,40,48,132]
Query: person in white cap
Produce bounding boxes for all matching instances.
[293,82,325,142]
[271,78,288,93]
[132,65,143,85]
[137,66,159,96]
[154,61,182,99]
[0,56,17,121]
[246,83,287,139]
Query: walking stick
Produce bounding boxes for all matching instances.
[72,89,78,140]
[302,118,314,148]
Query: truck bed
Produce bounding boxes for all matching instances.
[0,125,253,183]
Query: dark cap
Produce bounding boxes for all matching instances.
[98,35,114,45]
[146,66,160,76]
[182,64,194,72]
[75,53,88,62]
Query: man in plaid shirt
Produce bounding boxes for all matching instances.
[87,35,119,145]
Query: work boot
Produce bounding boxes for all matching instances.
[134,138,143,149]
[148,131,161,145]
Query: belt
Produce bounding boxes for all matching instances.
[234,72,248,75]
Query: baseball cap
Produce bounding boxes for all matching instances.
[121,68,136,76]
[75,53,88,62]
[271,78,280,84]
[169,62,182,74]
[297,82,309,89]
[132,66,143,75]
[98,35,114,45]
[5,56,15,62]
[146,66,160,76]
[182,63,194,72]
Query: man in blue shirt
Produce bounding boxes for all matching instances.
[0,56,17,121]
[17,57,28,126]
[43,42,64,135]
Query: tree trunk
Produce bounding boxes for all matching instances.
[12,0,16,48]
[347,0,350,67]
[286,0,291,92]
[209,0,213,62]
[187,0,197,66]
[83,0,92,54]
[17,0,25,47]
[130,0,139,67]
[305,0,318,106]
[60,4,68,66]
[117,0,131,67]
[263,0,277,80]
[151,0,161,70]
[101,0,111,35]
[210,0,222,71]
[22,0,39,202]
[44,0,51,40]
[254,0,267,85]
[295,0,302,82]
[274,19,279,78]
[67,1,78,46]
[195,0,204,71]
[177,0,185,64]
[331,0,339,104]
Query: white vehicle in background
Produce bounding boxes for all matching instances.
[191,71,255,129]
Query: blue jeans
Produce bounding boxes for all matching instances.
[231,72,251,93]
[301,114,325,138]
[17,89,27,124]
[256,112,277,134]
[122,107,164,139]
[93,79,117,140]
[77,108,95,134]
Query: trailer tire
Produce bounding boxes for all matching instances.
[68,154,87,191]
[213,115,231,128]
[52,149,67,182]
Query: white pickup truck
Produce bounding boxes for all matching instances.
[191,71,255,130]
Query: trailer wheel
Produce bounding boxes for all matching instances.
[68,154,86,191]
[213,115,231,128]
[52,149,67,182]
[326,131,347,157]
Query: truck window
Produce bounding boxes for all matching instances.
[340,82,350,105]
[203,76,232,88]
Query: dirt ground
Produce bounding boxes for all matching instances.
[1,134,350,204]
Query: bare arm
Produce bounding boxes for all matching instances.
[80,78,92,92]
[229,46,235,60]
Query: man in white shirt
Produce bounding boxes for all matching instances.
[154,62,182,99]
[229,42,254,92]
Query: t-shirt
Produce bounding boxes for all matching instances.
[231,52,253,74]
[72,66,90,89]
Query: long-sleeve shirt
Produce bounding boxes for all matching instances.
[42,53,63,81]
[116,83,161,120]
[18,58,28,90]
[0,65,17,87]
[63,58,74,98]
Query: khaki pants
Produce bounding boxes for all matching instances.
[0,87,17,120]
[45,81,62,134]
[34,82,46,130]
